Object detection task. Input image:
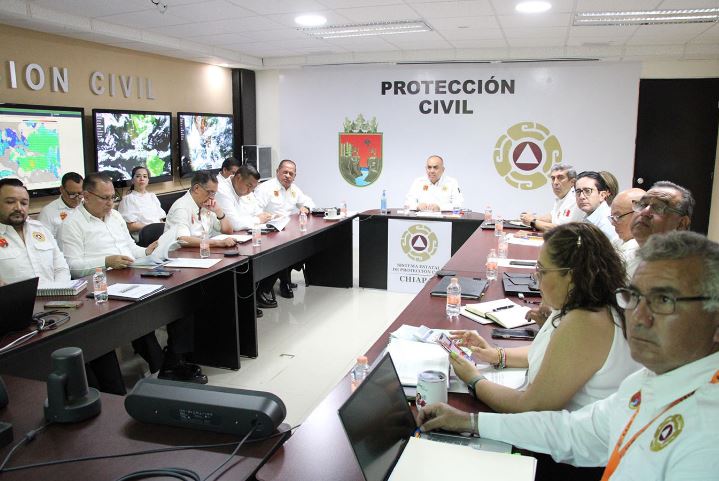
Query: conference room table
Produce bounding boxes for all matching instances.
[256,227,542,481]
[0,375,291,481]
[0,213,354,380]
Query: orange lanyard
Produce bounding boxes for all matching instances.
[600,369,719,481]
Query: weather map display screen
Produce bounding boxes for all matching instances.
[0,104,85,191]
[93,109,172,183]
[178,113,233,177]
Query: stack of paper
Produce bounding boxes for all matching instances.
[106,283,164,301]
[387,339,449,387]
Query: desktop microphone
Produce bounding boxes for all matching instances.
[44,347,102,423]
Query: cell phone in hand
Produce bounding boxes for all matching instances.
[491,328,536,340]
[437,333,473,361]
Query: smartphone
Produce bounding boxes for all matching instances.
[437,333,473,361]
[44,300,83,309]
[140,271,173,278]
[491,328,536,340]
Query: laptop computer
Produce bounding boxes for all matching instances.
[0,277,38,337]
[338,353,512,481]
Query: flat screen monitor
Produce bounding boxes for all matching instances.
[93,109,172,184]
[178,112,234,177]
[0,103,85,192]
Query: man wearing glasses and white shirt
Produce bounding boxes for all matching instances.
[37,172,84,238]
[574,170,619,243]
[609,188,646,280]
[630,181,693,248]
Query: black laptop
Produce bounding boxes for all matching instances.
[0,277,38,337]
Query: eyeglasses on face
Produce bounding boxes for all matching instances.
[615,287,709,315]
[534,265,571,280]
[574,187,596,198]
[65,192,83,199]
[85,190,120,203]
[197,184,217,197]
[608,211,633,224]
[631,200,684,216]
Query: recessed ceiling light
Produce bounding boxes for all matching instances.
[295,14,327,27]
[515,1,552,14]
[299,20,431,39]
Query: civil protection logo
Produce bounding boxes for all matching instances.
[339,114,382,187]
[650,414,684,452]
[493,121,562,190]
[401,224,438,262]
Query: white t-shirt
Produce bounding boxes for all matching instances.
[404,174,463,211]
[550,192,585,225]
[37,197,78,238]
[117,191,166,241]
[255,178,315,217]
[585,201,619,244]
[164,191,222,238]
[215,178,263,231]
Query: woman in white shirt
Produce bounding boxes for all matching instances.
[118,166,166,242]
[450,222,641,413]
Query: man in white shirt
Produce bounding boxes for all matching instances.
[631,181,693,249]
[215,165,273,231]
[419,230,719,481]
[218,157,241,186]
[255,159,315,298]
[610,188,645,280]
[575,171,619,243]
[59,172,206,385]
[520,163,585,231]
[37,172,83,238]
[403,155,463,212]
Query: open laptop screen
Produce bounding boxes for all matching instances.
[338,353,417,481]
[0,277,38,336]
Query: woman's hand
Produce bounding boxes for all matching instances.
[417,402,473,434]
[450,330,498,364]
[449,351,481,383]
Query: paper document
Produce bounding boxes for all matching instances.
[507,235,544,247]
[212,234,252,243]
[389,437,536,481]
[260,216,290,231]
[132,225,181,267]
[387,339,449,387]
[164,258,222,268]
[107,283,164,301]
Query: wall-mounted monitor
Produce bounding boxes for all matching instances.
[178,112,234,177]
[0,103,85,193]
[242,145,272,181]
[92,109,172,184]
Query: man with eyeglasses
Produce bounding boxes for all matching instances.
[520,163,585,231]
[37,172,84,238]
[610,188,645,279]
[419,230,719,480]
[575,171,619,243]
[630,181,693,248]
[164,171,235,248]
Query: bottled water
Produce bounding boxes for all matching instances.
[498,234,509,259]
[484,205,493,222]
[494,214,504,237]
[380,190,388,214]
[486,249,498,281]
[299,211,308,232]
[252,224,262,246]
[446,277,461,320]
[200,230,210,258]
[350,356,370,391]
[93,267,108,303]
[340,200,347,218]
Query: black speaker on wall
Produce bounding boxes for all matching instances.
[232,69,256,151]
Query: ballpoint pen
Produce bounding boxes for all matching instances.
[491,305,515,312]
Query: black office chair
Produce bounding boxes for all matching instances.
[137,223,166,247]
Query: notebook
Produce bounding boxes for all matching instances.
[338,353,530,481]
[502,272,541,297]
[37,279,87,296]
[430,276,488,300]
[463,299,534,329]
[0,277,38,336]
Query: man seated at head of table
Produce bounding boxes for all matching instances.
[254,159,315,299]
[520,163,585,231]
[420,230,719,481]
[0,177,128,394]
[118,166,166,242]
[58,172,208,384]
[164,171,236,249]
[575,170,619,243]
[610,188,646,280]
[37,171,84,238]
[403,155,463,212]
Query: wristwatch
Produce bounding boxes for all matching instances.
[466,374,486,400]
[529,219,537,230]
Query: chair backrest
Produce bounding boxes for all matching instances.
[138,223,166,247]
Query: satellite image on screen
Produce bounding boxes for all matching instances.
[179,114,233,175]
[95,112,171,181]
[0,120,61,185]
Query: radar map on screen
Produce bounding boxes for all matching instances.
[179,113,233,176]
[94,110,172,182]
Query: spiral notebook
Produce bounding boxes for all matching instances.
[37,279,88,297]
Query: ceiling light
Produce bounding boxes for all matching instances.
[575,8,719,26]
[299,20,431,39]
[515,1,552,14]
[295,14,327,27]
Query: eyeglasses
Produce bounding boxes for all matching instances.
[615,287,709,315]
[574,187,596,198]
[631,200,684,216]
[65,192,83,199]
[534,265,571,281]
[85,190,120,203]
[608,211,633,224]
[197,184,217,197]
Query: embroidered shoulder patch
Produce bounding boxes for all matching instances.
[650,414,684,452]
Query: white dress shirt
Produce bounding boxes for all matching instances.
[0,219,70,284]
[551,192,585,225]
[37,197,78,238]
[118,191,166,241]
[478,351,719,480]
[164,191,221,238]
[615,238,640,281]
[585,201,619,243]
[404,174,463,211]
[255,178,315,217]
[58,205,147,279]
[215,178,262,231]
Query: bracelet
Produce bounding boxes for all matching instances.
[469,412,478,436]
[492,347,506,369]
[216,213,226,220]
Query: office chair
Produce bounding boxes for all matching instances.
[138,223,166,247]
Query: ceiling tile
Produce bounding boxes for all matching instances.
[506,37,567,47]
[317,0,407,7]
[450,38,508,48]
[266,10,353,28]
[239,28,310,42]
[30,0,149,18]
[227,0,328,15]
[498,13,571,28]
[188,32,254,44]
[334,4,422,22]
[491,0,575,15]
[566,36,627,47]
[657,0,719,8]
[383,31,454,49]
[438,27,505,40]
[503,26,568,38]
[410,1,494,19]
[576,0,663,12]
[95,9,189,28]
[167,0,254,22]
[428,16,500,29]
[568,25,639,37]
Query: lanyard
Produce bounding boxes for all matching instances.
[600,369,719,481]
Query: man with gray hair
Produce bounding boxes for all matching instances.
[520,163,585,231]
[630,180,693,248]
[419,230,719,480]
[610,188,646,279]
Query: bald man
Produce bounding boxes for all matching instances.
[610,188,645,279]
[404,155,463,212]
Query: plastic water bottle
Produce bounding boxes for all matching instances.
[299,210,308,232]
[486,249,498,281]
[484,205,493,222]
[498,234,509,259]
[93,267,108,303]
[340,200,347,218]
[494,214,504,237]
[380,190,388,214]
[252,224,262,247]
[200,230,210,258]
[446,277,461,320]
[350,356,370,391]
